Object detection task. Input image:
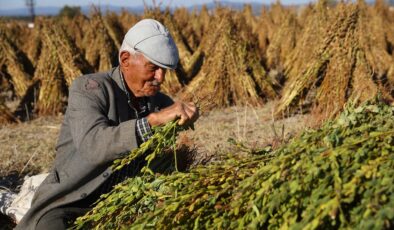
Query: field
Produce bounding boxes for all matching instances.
[1,0,394,229]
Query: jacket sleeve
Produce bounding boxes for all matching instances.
[66,77,138,166]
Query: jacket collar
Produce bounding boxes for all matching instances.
[110,66,125,94]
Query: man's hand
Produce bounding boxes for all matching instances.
[146,101,199,127]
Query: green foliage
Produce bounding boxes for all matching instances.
[112,120,188,175]
[74,100,394,229]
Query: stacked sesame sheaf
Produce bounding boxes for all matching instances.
[0,1,394,123]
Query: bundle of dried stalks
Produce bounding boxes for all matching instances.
[103,12,125,49]
[174,5,211,53]
[60,14,88,53]
[171,8,207,82]
[118,10,140,34]
[160,69,184,96]
[255,3,294,58]
[0,102,17,124]
[24,21,42,67]
[374,0,394,59]
[41,19,92,86]
[180,9,277,111]
[0,27,33,98]
[242,4,258,33]
[276,2,394,122]
[266,12,299,69]
[0,64,10,92]
[255,8,272,56]
[34,40,66,115]
[195,5,211,41]
[83,10,118,72]
[283,1,331,81]
[2,20,32,51]
[173,7,200,51]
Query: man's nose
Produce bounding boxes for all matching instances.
[154,68,166,83]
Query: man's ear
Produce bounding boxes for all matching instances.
[120,51,131,67]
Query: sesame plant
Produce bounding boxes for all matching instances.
[74,99,394,229]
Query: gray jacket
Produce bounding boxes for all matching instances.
[16,67,173,229]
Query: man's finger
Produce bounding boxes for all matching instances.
[183,105,195,119]
[177,110,190,126]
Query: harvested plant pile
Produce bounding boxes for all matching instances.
[374,0,394,53]
[283,1,331,83]
[102,12,124,49]
[276,2,394,120]
[180,9,277,110]
[172,7,202,52]
[83,11,119,72]
[75,100,394,229]
[60,14,88,55]
[33,42,65,115]
[0,102,17,124]
[1,2,394,120]
[0,27,33,98]
[34,19,91,115]
[255,3,295,59]
[40,19,91,86]
[265,12,299,69]
[118,10,140,35]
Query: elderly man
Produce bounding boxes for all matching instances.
[16,19,198,230]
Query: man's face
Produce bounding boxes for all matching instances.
[120,51,167,97]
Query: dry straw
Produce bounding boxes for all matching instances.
[33,18,93,114]
[118,10,141,35]
[34,41,66,115]
[172,7,200,51]
[60,14,88,54]
[180,8,277,111]
[255,3,294,59]
[0,102,18,124]
[266,12,299,69]
[284,1,331,82]
[40,19,91,86]
[0,26,33,98]
[24,21,42,67]
[83,9,118,72]
[103,12,124,49]
[160,69,183,96]
[276,2,394,122]
[1,20,32,54]
[171,6,209,82]
[172,5,211,53]
[242,4,258,33]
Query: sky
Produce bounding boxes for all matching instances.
[0,0,315,9]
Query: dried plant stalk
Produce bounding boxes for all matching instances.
[0,102,18,124]
[276,2,394,122]
[34,42,66,115]
[180,9,276,111]
[83,10,118,72]
[0,27,33,98]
